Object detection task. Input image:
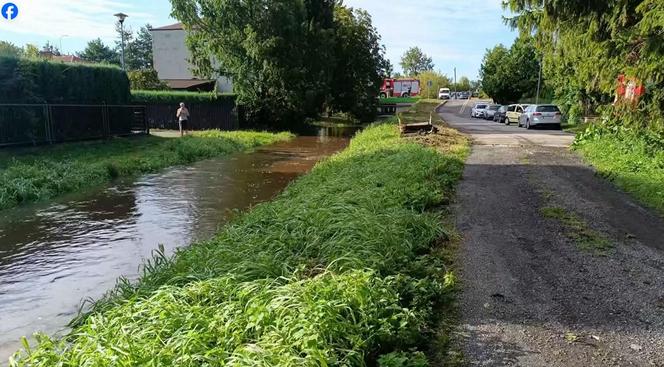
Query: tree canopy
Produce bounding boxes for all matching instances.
[399,47,434,76]
[170,0,387,125]
[78,39,119,65]
[480,36,540,104]
[504,0,664,128]
[0,41,22,58]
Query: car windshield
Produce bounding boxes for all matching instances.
[536,105,560,112]
[488,105,500,110]
[476,105,487,109]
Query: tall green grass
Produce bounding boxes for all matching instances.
[10,121,469,366]
[0,131,293,210]
[574,131,664,214]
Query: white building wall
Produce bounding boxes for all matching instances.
[152,29,194,80]
[151,28,234,93]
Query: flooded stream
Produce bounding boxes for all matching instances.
[0,127,357,362]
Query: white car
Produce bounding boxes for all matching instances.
[438,88,451,100]
[471,103,488,118]
[518,104,562,129]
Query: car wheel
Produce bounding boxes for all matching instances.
[402,93,409,98]
[504,117,510,125]
[379,92,387,98]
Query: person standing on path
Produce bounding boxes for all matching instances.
[176,102,190,137]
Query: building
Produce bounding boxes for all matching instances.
[151,23,233,93]
[39,51,83,63]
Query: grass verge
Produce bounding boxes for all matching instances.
[379,97,420,104]
[10,105,469,366]
[0,131,293,211]
[574,132,664,215]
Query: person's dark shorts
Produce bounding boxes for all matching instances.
[179,120,188,130]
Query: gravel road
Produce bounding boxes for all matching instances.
[439,100,664,366]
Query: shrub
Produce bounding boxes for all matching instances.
[0,56,130,104]
[132,90,236,105]
[127,69,169,91]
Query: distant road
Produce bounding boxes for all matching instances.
[440,99,664,366]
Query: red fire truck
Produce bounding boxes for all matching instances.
[380,78,421,98]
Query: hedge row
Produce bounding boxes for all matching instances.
[131,90,236,105]
[0,57,131,104]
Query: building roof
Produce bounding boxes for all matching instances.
[163,79,215,90]
[51,55,83,63]
[152,23,184,31]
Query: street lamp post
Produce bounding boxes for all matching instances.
[114,12,129,71]
[59,35,69,54]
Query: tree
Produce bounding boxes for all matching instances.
[128,69,168,90]
[126,24,154,70]
[455,76,472,92]
[170,0,385,126]
[78,39,119,64]
[418,70,452,99]
[400,47,434,76]
[23,44,40,59]
[328,6,387,121]
[504,0,664,126]
[479,36,540,104]
[0,41,22,58]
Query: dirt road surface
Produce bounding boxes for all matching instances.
[439,100,664,366]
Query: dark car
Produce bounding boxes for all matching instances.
[493,105,507,123]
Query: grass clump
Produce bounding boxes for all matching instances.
[10,120,468,366]
[574,131,664,214]
[540,206,612,252]
[0,131,293,210]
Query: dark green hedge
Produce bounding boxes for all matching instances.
[0,57,131,104]
[131,90,236,105]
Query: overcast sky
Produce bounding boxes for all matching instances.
[0,0,516,79]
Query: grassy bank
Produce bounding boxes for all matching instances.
[574,131,664,214]
[0,131,293,210]
[11,105,469,366]
[379,97,420,104]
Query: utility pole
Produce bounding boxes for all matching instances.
[114,13,129,71]
[536,57,542,104]
[454,67,457,99]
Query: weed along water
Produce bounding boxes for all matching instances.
[0,128,356,363]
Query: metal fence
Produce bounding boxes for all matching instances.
[0,104,148,147]
[145,102,239,131]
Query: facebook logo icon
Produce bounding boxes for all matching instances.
[1,2,18,20]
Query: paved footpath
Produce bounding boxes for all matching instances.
[440,100,664,366]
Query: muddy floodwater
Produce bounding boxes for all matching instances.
[0,127,357,362]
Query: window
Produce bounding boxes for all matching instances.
[516,106,523,113]
[536,105,561,112]
[508,105,516,112]
[476,104,487,109]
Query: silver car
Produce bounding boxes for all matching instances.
[518,104,562,129]
[471,103,488,118]
[483,105,501,120]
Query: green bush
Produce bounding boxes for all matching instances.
[132,90,236,105]
[10,122,469,366]
[0,56,130,104]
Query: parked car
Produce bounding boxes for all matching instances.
[505,104,530,125]
[483,105,501,120]
[471,103,488,118]
[459,91,471,99]
[518,104,562,129]
[491,105,506,123]
[438,88,451,99]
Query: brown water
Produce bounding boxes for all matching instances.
[0,128,356,362]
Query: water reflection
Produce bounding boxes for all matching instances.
[0,129,355,362]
